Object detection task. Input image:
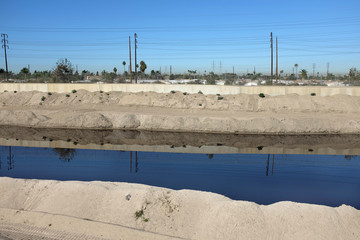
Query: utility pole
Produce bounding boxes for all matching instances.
[129,36,132,82]
[134,33,138,83]
[326,62,330,77]
[1,33,9,81]
[276,36,278,84]
[270,32,273,82]
[312,63,316,79]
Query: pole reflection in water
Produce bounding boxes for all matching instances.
[7,146,14,170]
[129,151,139,173]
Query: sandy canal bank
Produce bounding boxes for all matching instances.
[0,90,359,134]
[0,177,359,240]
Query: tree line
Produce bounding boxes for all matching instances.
[0,59,359,85]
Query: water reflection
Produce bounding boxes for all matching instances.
[0,145,359,209]
[129,151,139,173]
[1,126,360,155]
[53,148,76,162]
[345,155,358,160]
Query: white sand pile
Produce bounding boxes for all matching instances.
[0,90,359,133]
[0,177,359,240]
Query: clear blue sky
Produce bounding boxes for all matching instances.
[1,0,359,75]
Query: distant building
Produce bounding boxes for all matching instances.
[86,76,102,81]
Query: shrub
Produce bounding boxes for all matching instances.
[311,93,316,96]
[217,96,224,100]
[72,89,77,93]
[216,93,220,96]
[183,92,188,95]
[48,92,52,96]
[198,90,203,94]
[100,90,104,94]
[259,93,265,98]
[41,96,46,101]
[66,94,70,97]
[135,210,144,219]
[4,90,7,92]
[14,91,17,93]
[170,90,176,94]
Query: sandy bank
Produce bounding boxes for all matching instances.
[0,90,359,134]
[0,177,359,240]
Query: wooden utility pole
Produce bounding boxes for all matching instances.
[129,36,132,82]
[134,33,138,83]
[1,33,9,81]
[276,36,278,84]
[270,32,273,83]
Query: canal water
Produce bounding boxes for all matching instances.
[0,145,359,209]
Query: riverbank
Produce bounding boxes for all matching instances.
[0,177,359,240]
[0,90,359,134]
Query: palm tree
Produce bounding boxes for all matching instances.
[300,69,307,80]
[294,64,298,79]
[113,67,117,75]
[122,61,126,73]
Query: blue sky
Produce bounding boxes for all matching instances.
[1,0,359,75]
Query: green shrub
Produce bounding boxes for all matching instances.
[170,90,176,94]
[14,91,17,93]
[183,92,187,95]
[4,90,7,92]
[66,94,70,97]
[217,96,224,100]
[100,90,104,94]
[72,89,77,93]
[216,93,220,96]
[259,93,265,98]
[47,92,52,96]
[198,90,203,94]
[41,96,46,101]
[135,210,144,219]
[311,93,316,96]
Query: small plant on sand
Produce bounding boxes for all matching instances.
[311,93,316,96]
[4,90,7,92]
[66,94,70,97]
[41,96,46,101]
[48,92,52,96]
[217,96,224,100]
[170,90,176,94]
[135,210,144,219]
[259,93,265,98]
[216,93,220,96]
[198,90,203,94]
[14,91,17,93]
[72,89,77,94]
[100,90,104,94]
[183,92,188,95]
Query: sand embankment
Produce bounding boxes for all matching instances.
[0,90,359,134]
[0,177,359,240]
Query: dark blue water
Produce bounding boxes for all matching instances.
[0,145,359,209]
